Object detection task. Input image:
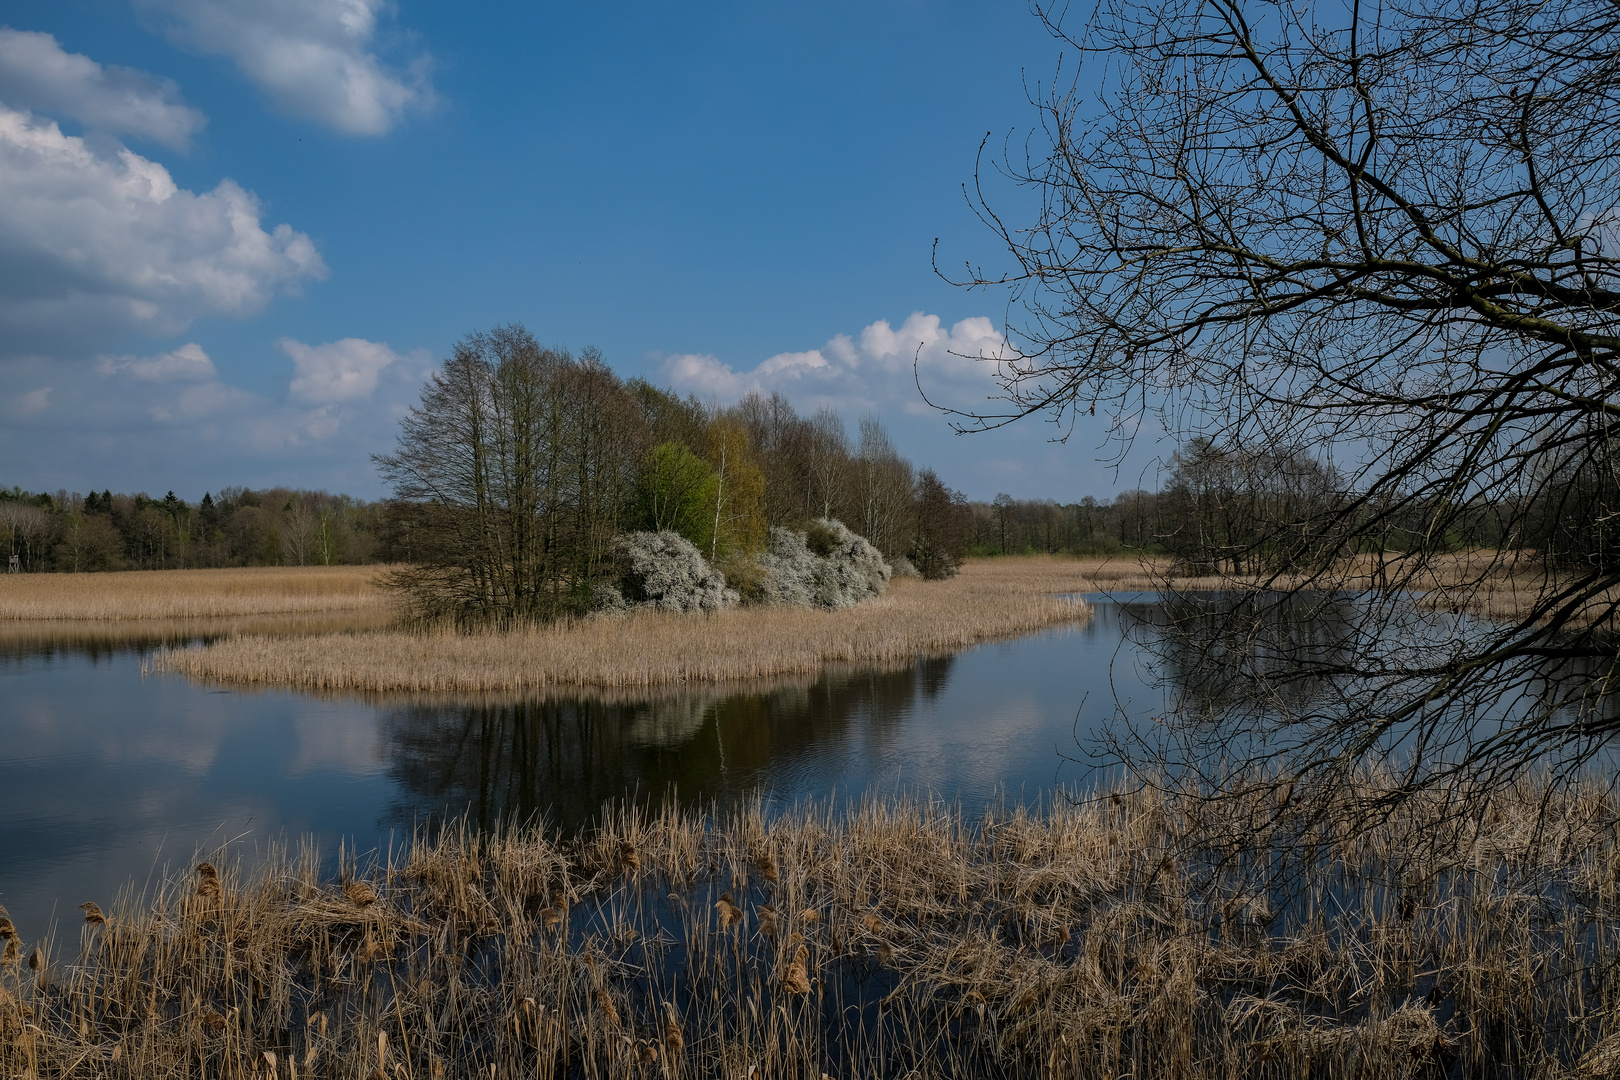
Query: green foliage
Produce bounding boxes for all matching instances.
[637,441,717,544]
[703,419,767,562]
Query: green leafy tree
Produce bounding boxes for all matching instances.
[637,441,716,542]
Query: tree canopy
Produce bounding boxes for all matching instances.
[373,324,972,623]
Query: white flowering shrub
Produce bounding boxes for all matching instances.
[889,554,920,579]
[589,581,629,616]
[756,518,891,609]
[616,531,739,613]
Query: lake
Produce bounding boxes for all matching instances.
[0,596,1168,938]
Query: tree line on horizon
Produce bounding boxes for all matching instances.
[0,485,389,573]
[7,427,1596,582]
[0,331,975,587]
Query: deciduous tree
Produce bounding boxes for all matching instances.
[955,0,1620,805]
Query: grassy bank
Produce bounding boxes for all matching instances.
[150,557,1103,695]
[0,565,391,621]
[4,781,1616,1079]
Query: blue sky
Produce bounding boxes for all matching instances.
[0,1,1166,502]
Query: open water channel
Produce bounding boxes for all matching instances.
[0,597,1170,939]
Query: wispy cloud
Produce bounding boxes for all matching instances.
[133,0,434,135]
[96,342,217,383]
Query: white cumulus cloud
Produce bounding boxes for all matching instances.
[280,335,404,404]
[0,103,326,345]
[134,0,434,135]
[661,312,1018,417]
[0,334,434,492]
[0,27,206,149]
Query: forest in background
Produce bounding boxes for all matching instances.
[0,355,974,581]
[5,437,1555,579]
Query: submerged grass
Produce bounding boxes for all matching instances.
[0,566,392,622]
[6,779,1619,1079]
[150,558,1102,695]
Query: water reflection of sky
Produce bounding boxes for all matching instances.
[0,600,1163,940]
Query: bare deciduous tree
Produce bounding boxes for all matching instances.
[952,0,1620,806]
[375,324,640,624]
[0,501,53,571]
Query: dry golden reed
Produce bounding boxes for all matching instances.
[4,779,1617,1079]
[0,564,392,621]
[152,557,1110,695]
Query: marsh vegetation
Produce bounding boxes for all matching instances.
[0,566,390,622]
[5,777,1618,1079]
[150,558,1098,695]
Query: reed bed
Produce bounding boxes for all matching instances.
[0,612,397,655]
[0,566,392,622]
[6,779,1619,1079]
[151,558,1101,695]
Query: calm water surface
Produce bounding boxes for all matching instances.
[0,599,1166,938]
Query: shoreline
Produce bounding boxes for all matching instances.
[150,557,1102,695]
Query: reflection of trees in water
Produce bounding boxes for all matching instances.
[1119,592,1359,718]
[383,656,954,832]
[1115,592,1620,785]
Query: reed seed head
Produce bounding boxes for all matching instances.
[596,990,620,1026]
[28,946,42,972]
[79,902,105,925]
[717,896,744,930]
[781,944,811,995]
[345,881,379,907]
[662,1003,685,1054]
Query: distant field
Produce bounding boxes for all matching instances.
[154,556,1117,695]
[0,565,392,621]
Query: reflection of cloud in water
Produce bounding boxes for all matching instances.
[6,690,227,773]
[935,697,1046,791]
[288,707,383,776]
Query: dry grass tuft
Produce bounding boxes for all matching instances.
[0,565,393,621]
[4,779,1618,1078]
[152,557,1107,695]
